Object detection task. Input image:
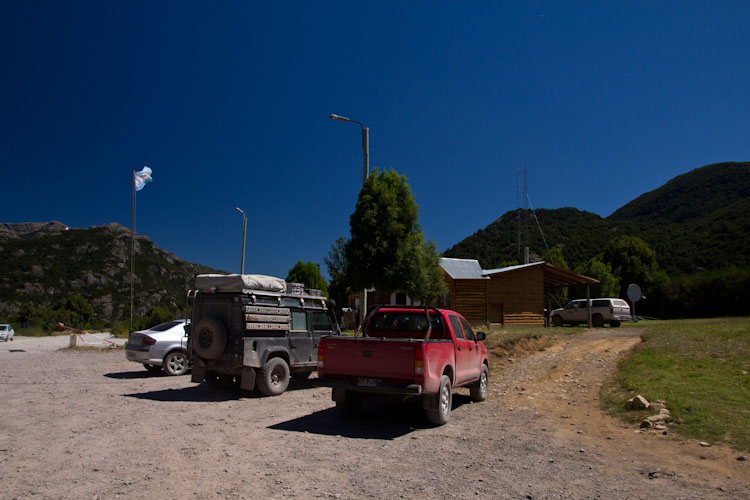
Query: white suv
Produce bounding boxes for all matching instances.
[551,298,631,328]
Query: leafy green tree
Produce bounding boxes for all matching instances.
[399,233,447,303]
[54,294,95,329]
[545,247,570,305]
[346,168,445,302]
[324,236,349,309]
[136,305,176,330]
[601,236,668,298]
[286,260,328,297]
[347,168,418,292]
[573,258,620,299]
[545,246,569,269]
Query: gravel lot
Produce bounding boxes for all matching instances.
[0,329,747,500]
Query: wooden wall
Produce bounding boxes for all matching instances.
[443,275,488,325]
[486,267,545,325]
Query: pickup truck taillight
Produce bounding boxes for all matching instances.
[317,344,324,368]
[415,347,424,375]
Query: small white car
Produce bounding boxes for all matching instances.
[0,324,14,341]
[551,298,631,328]
[125,320,190,375]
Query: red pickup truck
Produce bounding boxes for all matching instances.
[316,306,489,425]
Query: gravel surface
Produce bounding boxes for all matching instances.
[0,329,747,500]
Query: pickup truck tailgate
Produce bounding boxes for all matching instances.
[320,337,417,380]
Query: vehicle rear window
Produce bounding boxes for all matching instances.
[613,299,629,307]
[149,321,183,332]
[592,300,609,307]
[369,312,444,339]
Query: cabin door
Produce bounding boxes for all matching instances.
[489,301,503,324]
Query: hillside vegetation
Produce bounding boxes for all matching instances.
[444,162,750,275]
[0,222,219,331]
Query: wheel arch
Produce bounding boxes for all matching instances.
[163,347,188,361]
[260,347,291,366]
[441,364,455,385]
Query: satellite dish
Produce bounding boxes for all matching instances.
[627,283,643,303]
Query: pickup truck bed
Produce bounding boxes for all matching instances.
[317,306,489,425]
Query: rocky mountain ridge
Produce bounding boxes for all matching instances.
[0,222,220,324]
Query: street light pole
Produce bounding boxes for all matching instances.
[330,114,369,185]
[235,207,247,275]
[330,113,370,321]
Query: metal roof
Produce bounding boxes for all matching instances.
[483,261,599,289]
[439,258,488,280]
[483,262,545,275]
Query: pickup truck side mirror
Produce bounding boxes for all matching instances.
[476,331,486,341]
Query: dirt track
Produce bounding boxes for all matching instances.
[0,329,747,500]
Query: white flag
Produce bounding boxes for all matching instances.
[134,166,153,191]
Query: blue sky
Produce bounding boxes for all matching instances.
[3,1,749,279]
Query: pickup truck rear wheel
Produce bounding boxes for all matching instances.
[257,357,290,396]
[426,375,452,426]
[551,315,562,327]
[336,390,362,417]
[470,365,489,402]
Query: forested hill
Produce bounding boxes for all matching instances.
[443,162,750,275]
[0,222,220,325]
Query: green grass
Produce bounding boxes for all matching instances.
[601,317,750,451]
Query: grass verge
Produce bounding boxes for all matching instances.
[601,317,750,451]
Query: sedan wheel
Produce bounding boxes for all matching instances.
[163,351,189,376]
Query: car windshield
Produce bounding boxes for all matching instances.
[148,320,184,332]
[0,325,8,331]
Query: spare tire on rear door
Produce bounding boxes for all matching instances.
[192,317,227,359]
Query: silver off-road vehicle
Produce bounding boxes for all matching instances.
[550,298,631,328]
[187,274,340,396]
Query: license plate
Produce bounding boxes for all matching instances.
[357,377,380,387]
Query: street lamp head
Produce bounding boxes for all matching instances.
[235,207,245,216]
[329,113,349,122]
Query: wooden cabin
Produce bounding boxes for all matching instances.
[439,258,489,325]
[440,258,598,327]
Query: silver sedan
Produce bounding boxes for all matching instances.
[125,320,191,375]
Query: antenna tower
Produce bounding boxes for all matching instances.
[517,162,530,263]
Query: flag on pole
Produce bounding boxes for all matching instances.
[134,166,153,191]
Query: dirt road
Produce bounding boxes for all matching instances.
[0,329,747,499]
